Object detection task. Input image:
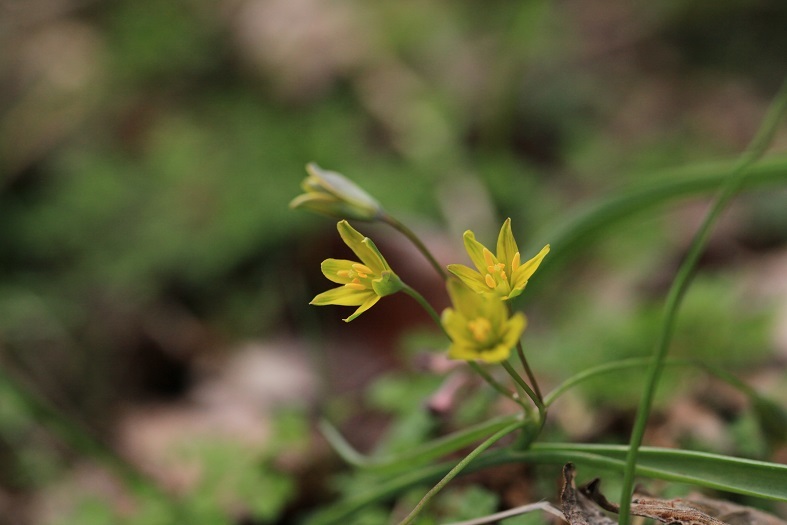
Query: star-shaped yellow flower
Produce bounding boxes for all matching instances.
[447,218,549,301]
[311,220,402,322]
[442,279,526,363]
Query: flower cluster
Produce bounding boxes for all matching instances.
[442,219,549,362]
[293,164,549,363]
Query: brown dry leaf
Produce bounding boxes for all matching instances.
[567,465,787,525]
[581,477,728,525]
[681,494,787,525]
[560,463,616,525]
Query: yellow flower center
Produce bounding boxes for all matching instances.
[482,248,517,290]
[337,263,376,290]
[467,317,492,343]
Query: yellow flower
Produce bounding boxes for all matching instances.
[447,218,550,301]
[311,220,402,322]
[441,279,526,363]
[289,163,382,221]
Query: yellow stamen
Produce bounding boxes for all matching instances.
[500,270,507,281]
[467,318,492,342]
[345,282,365,290]
[485,274,496,288]
[511,252,521,273]
[352,263,373,275]
[337,270,351,278]
[483,248,495,268]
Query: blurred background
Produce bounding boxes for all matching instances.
[1,0,787,523]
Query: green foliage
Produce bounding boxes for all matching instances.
[1,0,786,522]
[35,409,306,525]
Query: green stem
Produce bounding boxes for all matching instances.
[501,360,545,425]
[618,79,787,525]
[468,361,529,410]
[396,420,523,525]
[507,302,543,403]
[402,283,446,335]
[319,414,521,473]
[515,341,542,401]
[382,212,448,280]
[543,357,759,407]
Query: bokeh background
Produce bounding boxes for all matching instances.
[1,0,787,523]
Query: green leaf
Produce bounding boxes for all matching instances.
[501,444,787,502]
[529,156,787,278]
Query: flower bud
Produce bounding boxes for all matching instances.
[289,163,382,221]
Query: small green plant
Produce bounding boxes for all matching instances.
[292,80,787,525]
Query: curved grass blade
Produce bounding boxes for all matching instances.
[319,414,523,474]
[529,156,787,277]
[542,357,761,407]
[519,444,787,501]
[618,79,787,525]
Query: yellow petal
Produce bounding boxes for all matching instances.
[320,259,359,284]
[446,264,490,294]
[288,192,337,210]
[441,307,472,344]
[310,286,373,306]
[501,312,527,350]
[337,221,385,273]
[462,230,493,274]
[445,278,486,319]
[343,295,381,322]
[475,342,514,363]
[511,244,550,290]
[495,218,519,271]
[447,343,485,361]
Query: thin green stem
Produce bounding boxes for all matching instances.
[382,212,448,280]
[402,283,445,335]
[507,302,543,403]
[501,360,545,425]
[543,357,760,407]
[618,79,787,525]
[319,414,521,472]
[468,361,529,410]
[396,420,523,525]
[515,341,542,401]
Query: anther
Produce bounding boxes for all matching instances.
[483,248,495,268]
[352,263,373,275]
[485,274,496,288]
[467,318,492,342]
[337,270,350,278]
[345,282,366,290]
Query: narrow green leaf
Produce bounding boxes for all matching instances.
[529,156,787,276]
[319,414,521,474]
[503,444,787,502]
